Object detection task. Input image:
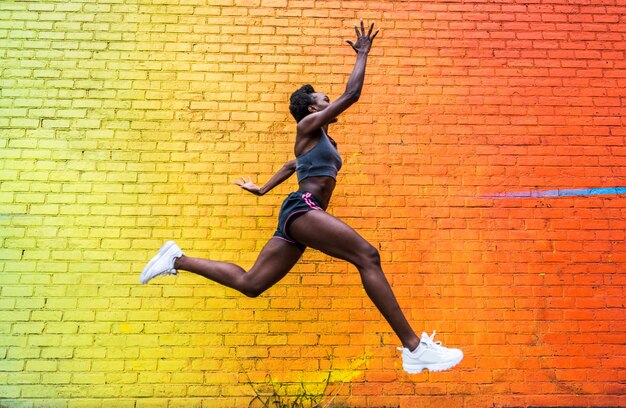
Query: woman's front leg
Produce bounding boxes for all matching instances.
[288,210,420,351]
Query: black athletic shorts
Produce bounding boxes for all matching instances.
[273,191,324,251]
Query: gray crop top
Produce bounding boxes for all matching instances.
[296,130,343,182]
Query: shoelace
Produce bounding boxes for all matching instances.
[422,330,445,350]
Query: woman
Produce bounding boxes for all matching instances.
[140,21,463,374]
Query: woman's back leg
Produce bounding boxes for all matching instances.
[175,238,303,298]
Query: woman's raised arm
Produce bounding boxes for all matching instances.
[296,21,379,135]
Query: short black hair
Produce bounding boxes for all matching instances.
[289,84,316,123]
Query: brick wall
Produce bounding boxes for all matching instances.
[1,0,625,406]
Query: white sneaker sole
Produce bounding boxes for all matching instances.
[403,354,463,374]
[139,241,178,284]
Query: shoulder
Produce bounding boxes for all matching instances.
[296,110,327,136]
[296,123,324,142]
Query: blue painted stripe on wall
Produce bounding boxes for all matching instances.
[483,187,626,198]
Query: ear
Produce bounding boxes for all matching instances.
[308,105,318,113]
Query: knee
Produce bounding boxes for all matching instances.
[241,281,265,298]
[354,243,381,270]
[243,289,262,298]
[242,288,263,298]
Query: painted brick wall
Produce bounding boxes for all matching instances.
[1,0,625,406]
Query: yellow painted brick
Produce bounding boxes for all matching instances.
[160,284,195,297]
[14,193,45,203]
[30,311,62,321]
[57,359,90,372]
[76,323,110,335]
[142,322,174,334]
[41,347,72,359]
[127,311,160,321]
[24,360,57,372]
[172,323,206,334]
[171,372,204,384]
[0,274,20,285]
[125,336,160,349]
[0,106,29,116]
[111,323,143,334]
[19,384,59,398]
[45,322,78,334]
[96,285,130,297]
[105,372,138,384]
[6,372,40,384]
[2,286,34,297]
[151,385,187,398]
[9,118,39,128]
[60,330,94,347]
[118,384,155,398]
[225,335,254,346]
[0,298,16,310]
[41,372,72,384]
[171,297,204,309]
[107,347,140,359]
[91,359,124,372]
[74,295,108,309]
[126,360,158,372]
[0,360,25,371]
[74,347,106,359]
[170,348,203,360]
[34,283,67,295]
[94,311,127,321]
[156,359,188,372]
[136,347,167,360]
[109,298,141,309]
[135,400,172,408]
[28,204,60,215]
[0,180,28,193]
[79,250,113,261]
[73,372,106,384]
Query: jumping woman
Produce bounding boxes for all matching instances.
[140,21,463,374]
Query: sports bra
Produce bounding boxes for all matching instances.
[295,129,343,182]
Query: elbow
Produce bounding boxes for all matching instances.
[345,91,361,103]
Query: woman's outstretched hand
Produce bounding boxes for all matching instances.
[235,176,262,196]
[346,20,379,54]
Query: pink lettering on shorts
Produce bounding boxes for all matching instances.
[302,192,322,210]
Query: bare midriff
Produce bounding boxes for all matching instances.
[298,176,336,210]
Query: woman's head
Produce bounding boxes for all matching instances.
[289,84,331,123]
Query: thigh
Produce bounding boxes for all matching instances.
[246,237,304,288]
[287,210,374,263]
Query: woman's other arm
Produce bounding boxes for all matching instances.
[235,159,296,196]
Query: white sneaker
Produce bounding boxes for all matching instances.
[139,241,184,284]
[398,331,463,374]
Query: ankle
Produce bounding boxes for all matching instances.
[173,255,185,270]
[404,338,420,352]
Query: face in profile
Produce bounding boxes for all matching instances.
[309,93,338,123]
